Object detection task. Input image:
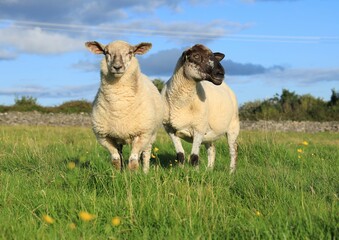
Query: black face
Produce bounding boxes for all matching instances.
[182,44,225,85]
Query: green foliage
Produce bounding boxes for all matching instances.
[53,100,92,113]
[11,96,45,112]
[152,78,165,92]
[240,89,339,121]
[0,97,92,114]
[0,127,337,239]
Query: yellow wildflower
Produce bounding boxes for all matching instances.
[302,141,309,146]
[42,214,55,224]
[151,154,156,158]
[79,211,96,222]
[67,161,76,170]
[255,210,261,216]
[69,223,76,229]
[297,149,303,153]
[111,216,121,226]
[298,155,302,159]
[153,147,159,152]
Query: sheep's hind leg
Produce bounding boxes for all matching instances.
[204,142,216,169]
[227,131,239,174]
[141,143,152,173]
[128,135,151,171]
[97,137,122,170]
[141,134,156,173]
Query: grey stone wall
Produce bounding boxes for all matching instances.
[1,112,338,132]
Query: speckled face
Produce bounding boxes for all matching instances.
[103,42,134,77]
[182,44,225,85]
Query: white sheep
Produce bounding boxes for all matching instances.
[85,40,164,173]
[162,44,240,173]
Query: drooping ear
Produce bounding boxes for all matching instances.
[133,42,152,55]
[85,41,106,54]
[214,52,225,61]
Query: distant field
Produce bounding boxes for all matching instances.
[0,126,338,239]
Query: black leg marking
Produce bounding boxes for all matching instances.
[190,154,199,166]
[176,152,185,164]
[118,144,123,171]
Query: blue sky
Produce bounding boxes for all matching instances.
[0,0,338,106]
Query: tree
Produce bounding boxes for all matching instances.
[329,88,339,106]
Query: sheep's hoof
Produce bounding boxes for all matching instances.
[176,152,185,165]
[112,159,121,170]
[190,154,199,167]
[128,160,139,171]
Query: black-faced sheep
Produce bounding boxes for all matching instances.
[85,40,164,173]
[162,44,240,173]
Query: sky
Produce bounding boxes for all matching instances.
[0,0,338,107]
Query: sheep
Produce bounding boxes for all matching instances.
[161,44,240,173]
[85,40,164,173]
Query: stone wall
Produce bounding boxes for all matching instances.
[1,111,338,132]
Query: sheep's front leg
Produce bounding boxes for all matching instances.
[204,142,216,169]
[97,136,123,170]
[128,135,151,171]
[168,132,185,165]
[190,132,203,167]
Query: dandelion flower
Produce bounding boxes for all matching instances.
[69,223,76,229]
[298,155,302,159]
[153,147,159,152]
[42,214,55,224]
[79,211,96,222]
[302,141,309,146]
[255,210,261,216]
[67,161,76,170]
[111,216,121,226]
[297,149,303,153]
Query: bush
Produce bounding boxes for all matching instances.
[11,96,45,112]
[53,100,92,114]
[239,89,339,121]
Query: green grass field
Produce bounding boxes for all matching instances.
[0,126,338,239]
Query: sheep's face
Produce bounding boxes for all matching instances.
[85,40,152,78]
[103,42,134,77]
[182,44,225,85]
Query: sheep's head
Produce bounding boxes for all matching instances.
[181,44,225,85]
[85,40,152,78]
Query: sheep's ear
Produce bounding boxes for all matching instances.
[133,42,152,55]
[180,48,191,63]
[85,41,106,55]
[214,52,225,61]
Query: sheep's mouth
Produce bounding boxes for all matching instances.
[208,74,224,85]
[112,72,124,77]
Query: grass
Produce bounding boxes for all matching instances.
[0,126,338,239]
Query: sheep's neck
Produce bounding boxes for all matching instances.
[168,66,200,106]
[99,65,140,103]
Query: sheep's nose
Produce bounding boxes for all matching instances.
[113,65,122,71]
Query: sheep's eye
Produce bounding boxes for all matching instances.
[192,53,201,61]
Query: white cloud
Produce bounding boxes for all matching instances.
[265,68,339,84]
[0,25,84,55]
